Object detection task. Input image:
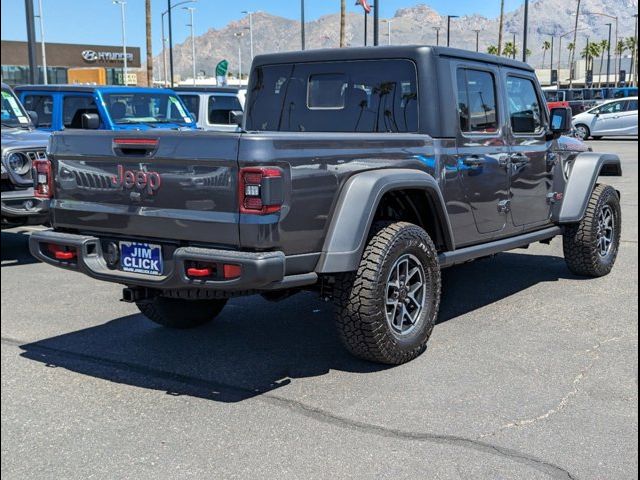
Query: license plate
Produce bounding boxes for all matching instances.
[119,242,163,276]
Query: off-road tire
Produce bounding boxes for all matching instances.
[563,184,621,277]
[136,296,227,329]
[333,222,441,365]
[575,124,590,140]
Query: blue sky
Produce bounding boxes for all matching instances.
[1,0,523,55]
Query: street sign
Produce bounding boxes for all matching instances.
[619,70,627,85]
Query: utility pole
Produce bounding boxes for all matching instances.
[301,0,305,50]
[523,0,529,62]
[446,15,458,47]
[549,35,555,85]
[242,11,254,60]
[113,1,128,85]
[633,14,638,86]
[35,0,47,84]
[24,0,38,84]
[384,19,392,46]
[145,0,152,86]
[184,6,196,85]
[234,32,243,80]
[568,0,581,89]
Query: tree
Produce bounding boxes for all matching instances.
[340,0,346,48]
[487,45,499,55]
[497,0,505,56]
[569,0,582,88]
[597,40,609,88]
[616,40,627,83]
[581,42,601,78]
[503,41,517,58]
[626,36,638,86]
[145,0,153,86]
[542,40,551,69]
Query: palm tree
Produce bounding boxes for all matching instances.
[339,0,346,48]
[503,41,517,58]
[487,45,499,55]
[497,0,505,56]
[616,40,627,83]
[541,40,551,69]
[569,0,582,88]
[581,42,600,81]
[626,37,638,86]
[597,40,609,88]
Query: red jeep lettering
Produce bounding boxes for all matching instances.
[112,165,162,195]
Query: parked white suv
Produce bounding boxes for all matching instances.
[174,87,246,131]
[572,96,638,140]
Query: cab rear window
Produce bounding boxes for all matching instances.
[246,59,418,133]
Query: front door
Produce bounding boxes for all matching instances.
[503,72,554,227]
[454,65,510,237]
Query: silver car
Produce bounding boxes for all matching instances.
[572,96,638,140]
[175,86,246,132]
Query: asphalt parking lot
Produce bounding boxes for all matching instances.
[1,139,637,480]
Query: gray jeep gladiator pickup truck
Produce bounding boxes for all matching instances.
[29,46,622,365]
[2,82,49,228]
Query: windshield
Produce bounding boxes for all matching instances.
[102,92,193,126]
[1,88,31,128]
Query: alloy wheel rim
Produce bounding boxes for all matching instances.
[385,254,427,336]
[576,126,588,139]
[596,205,615,257]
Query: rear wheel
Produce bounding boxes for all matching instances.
[574,124,590,140]
[563,184,621,277]
[333,222,441,365]
[136,296,227,329]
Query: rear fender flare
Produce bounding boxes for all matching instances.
[316,169,453,273]
[557,152,622,223]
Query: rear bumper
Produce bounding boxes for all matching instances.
[29,230,315,291]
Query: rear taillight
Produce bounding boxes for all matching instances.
[33,158,53,199]
[239,167,284,215]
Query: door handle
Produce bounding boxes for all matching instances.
[462,155,486,168]
[510,153,530,165]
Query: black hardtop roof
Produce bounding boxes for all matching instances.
[252,45,534,72]
[173,86,243,93]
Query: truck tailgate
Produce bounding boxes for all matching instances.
[48,130,240,246]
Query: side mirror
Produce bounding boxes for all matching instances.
[229,110,244,127]
[549,107,572,137]
[81,113,100,130]
[27,110,38,126]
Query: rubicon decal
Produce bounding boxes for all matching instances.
[111,165,162,195]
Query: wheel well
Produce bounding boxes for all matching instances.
[372,189,448,251]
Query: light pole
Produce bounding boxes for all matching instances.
[383,19,392,45]
[473,29,480,52]
[234,32,244,80]
[605,23,612,87]
[301,0,305,50]
[633,14,638,86]
[162,0,197,87]
[433,26,441,46]
[522,0,529,62]
[446,15,458,47]
[557,28,588,88]
[183,6,196,85]
[35,0,47,84]
[242,11,254,62]
[113,1,128,85]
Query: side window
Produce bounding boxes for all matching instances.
[626,99,638,112]
[506,76,544,134]
[63,95,98,128]
[456,68,499,134]
[22,94,53,128]
[179,94,199,117]
[208,95,242,124]
[600,101,625,114]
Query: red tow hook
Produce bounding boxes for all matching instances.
[186,267,214,278]
[47,244,77,260]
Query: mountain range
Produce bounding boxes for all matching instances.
[154,0,639,81]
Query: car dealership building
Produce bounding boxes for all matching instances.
[0,40,142,86]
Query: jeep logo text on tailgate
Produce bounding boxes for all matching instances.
[111,165,162,195]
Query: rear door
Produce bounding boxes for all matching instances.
[503,71,554,227]
[49,130,241,247]
[454,63,510,237]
